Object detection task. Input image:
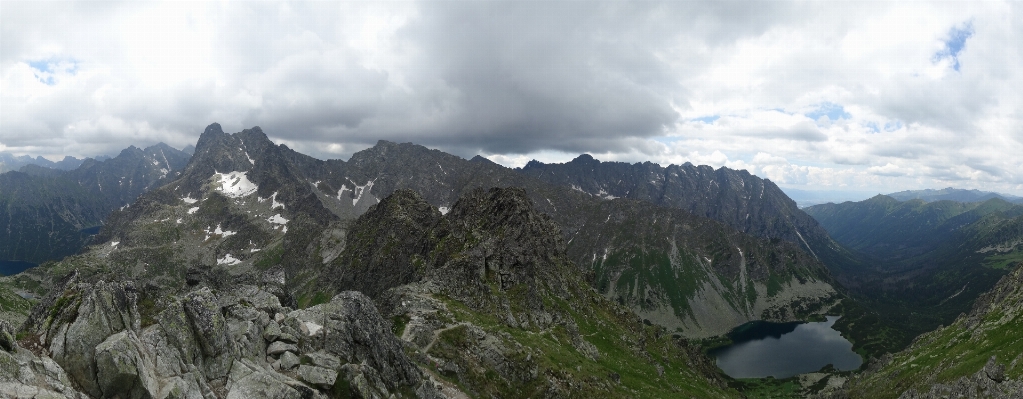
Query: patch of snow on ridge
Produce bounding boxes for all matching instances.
[188,207,200,214]
[111,241,119,247]
[596,189,617,200]
[302,321,323,336]
[182,197,198,204]
[439,206,449,215]
[217,254,241,265]
[270,192,284,209]
[214,224,236,237]
[337,184,350,200]
[213,171,258,198]
[352,180,375,206]
[268,214,289,225]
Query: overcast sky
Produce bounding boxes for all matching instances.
[2,1,1022,196]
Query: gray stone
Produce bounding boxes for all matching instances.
[49,281,141,398]
[288,291,422,391]
[262,321,283,342]
[296,365,338,390]
[94,331,158,399]
[226,360,305,399]
[280,352,300,370]
[302,351,341,369]
[267,341,298,356]
[183,287,231,358]
[0,320,16,352]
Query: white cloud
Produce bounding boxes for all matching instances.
[2,1,1023,195]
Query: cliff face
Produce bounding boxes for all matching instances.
[518,155,840,265]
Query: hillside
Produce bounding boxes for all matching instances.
[805,195,1023,353]
[845,262,1023,398]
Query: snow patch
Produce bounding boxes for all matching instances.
[213,171,258,198]
[268,214,289,225]
[352,180,375,206]
[182,197,198,204]
[302,321,323,336]
[176,218,182,224]
[337,184,351,200]
[438,206,449,215]
[111,241,119,247]
[217,254,242,265]
[188,207,200,214]
[213,224,236,237]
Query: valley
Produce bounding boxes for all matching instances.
[0,124,1020,398]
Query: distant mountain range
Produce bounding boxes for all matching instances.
[0,143,191,266]
[887,187,1023,203]
[0,152,112,173]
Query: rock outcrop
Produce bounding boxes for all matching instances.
[10,280,433,398]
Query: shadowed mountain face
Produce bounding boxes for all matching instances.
[517,155,870,287]
[0,143,190,266]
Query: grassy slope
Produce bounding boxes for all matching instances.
[846,263,1023,398]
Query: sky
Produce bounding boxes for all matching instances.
[2,1,1022,197]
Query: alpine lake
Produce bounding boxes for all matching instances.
[710,316,862,379]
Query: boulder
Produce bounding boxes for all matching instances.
[182,287,231,358]
[267,341,298,356]
[94,330,158,399]
[288,291,422,391]
[0,320,16,352]
[296,365,338,390]
[49,281,141,397]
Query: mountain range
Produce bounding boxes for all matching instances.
[887,187,1023,204]
[0,143,191,268]
[0,123,1021,397]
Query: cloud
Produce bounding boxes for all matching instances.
[2,1,1023,195]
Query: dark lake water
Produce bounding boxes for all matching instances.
[0,260,37,276]
[710,316,862,379]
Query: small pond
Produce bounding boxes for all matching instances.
[710,316,862,379]
[0,260,37,276]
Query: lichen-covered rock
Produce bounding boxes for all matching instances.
[279,351,300,370]
[183,287,231,358]
[0,319,16,352]
[289,291,422,391]
[0,348,87,398]
[226,359,314,399]
[94,330,158,399]
[267,341,298,356]
[296,364,338,390]
[48,281,141,397]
